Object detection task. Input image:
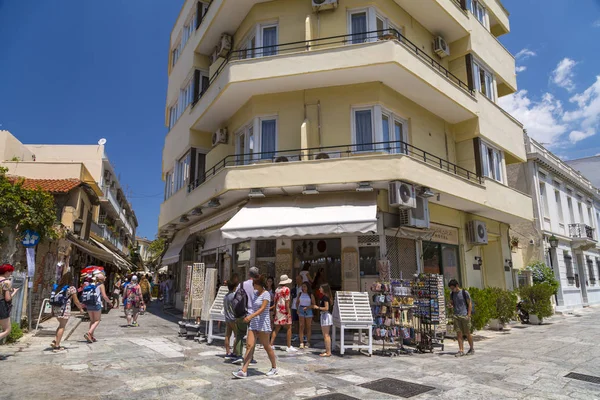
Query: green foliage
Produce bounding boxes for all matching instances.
[465,287,494,331]
[518,283,555,320]
[488,287,518,324]
[148,238,166,261]
[526,261,559,294]
[4,322,23,344]
[10,157,20,162]
[0,167,58,243]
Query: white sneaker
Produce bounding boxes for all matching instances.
[266,368,278,376]
[232,370,247,379]
[286,346,298,352]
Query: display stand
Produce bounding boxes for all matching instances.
[371,280,415,357]
[206,286,229,344]
[412,274,445,352]
[332,291,373,356]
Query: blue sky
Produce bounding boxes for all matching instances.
[0,0,183,239]
[0,0,598,238]
[499,0,600,159]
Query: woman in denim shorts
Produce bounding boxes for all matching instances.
[295,282,316,349]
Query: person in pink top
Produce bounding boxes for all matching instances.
[269,275,298,353]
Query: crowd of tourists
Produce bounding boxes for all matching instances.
[223,264,333,379]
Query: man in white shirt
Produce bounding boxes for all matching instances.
[232,267,260,365]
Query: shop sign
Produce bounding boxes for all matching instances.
[429,223,459,246]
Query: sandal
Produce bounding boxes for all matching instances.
[53,346,66,353]
[50,340,57,349]
[319,353,331,357]
[84,333,93,343]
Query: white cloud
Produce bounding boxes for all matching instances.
[515,66,527,73]
[564,76,600,143]
[516,48,536,60]
[551,58,578,92]
[498,90,567,145]
[593,19,600,28]
[499,77,600,145]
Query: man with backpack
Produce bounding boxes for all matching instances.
[448,279,474,357]
[231,267,259,365]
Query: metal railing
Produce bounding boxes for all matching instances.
[569,223,595,241]
[91,221,127,253]
[188,140,481,192]
[193,29,473,106]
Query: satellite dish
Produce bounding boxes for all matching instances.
[98,138,107,145]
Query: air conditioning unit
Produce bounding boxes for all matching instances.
[467,220,488,245]
[434,36,450,58]
[212,128,228,147]
[218,34,232,58]
[312,0,338,12]
[389,181,417,209]
[400,196,430,229]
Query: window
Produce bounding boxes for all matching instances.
[164,170,174,200]
[196,1,210,29]
[348,8,400,45]
[539,182,550,218]
[236,124,255,165]
[260,118,277,159]
[564,253,575,283]
[587,206,593,228]
[480,141,504,182]
[181,13,196,50]
[168,103,179,130]
[239,23,278,59]
[179,77,195,114]
[352,105,408,153]
[171,43,181,67]
[423,242,461,287]
[195,152,206,185]
[567,197,575,224]
[468,0,489,29]
[359,246,380,276]
[596,258,600,285]
[472,60,495,101]
[174,152,191,192]
[555,190,564,225]
[587,257,596,284]
[578,202,584,224]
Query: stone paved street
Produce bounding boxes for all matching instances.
[2,302,600,400]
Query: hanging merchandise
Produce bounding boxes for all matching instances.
[411,273,446,353]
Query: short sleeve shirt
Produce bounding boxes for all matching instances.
[249,290,272,332]
[452,290,471,317]
[273,286,292,325]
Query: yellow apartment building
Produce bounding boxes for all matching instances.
[158,0,532,308]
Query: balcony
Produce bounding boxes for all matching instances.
[91,221,128,254]
[158,138,533,228]
[100,186,134,237]
[188,30,477,134]
[569,224,596,241]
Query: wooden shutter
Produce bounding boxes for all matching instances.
[192,70,201,105]
[201,75,210,94]
[459,0,467,10]
[196,1,203,29]
[473,137,482,178]
[189,148,197,190]
[465,54,474,92]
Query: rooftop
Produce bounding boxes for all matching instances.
[9,177,83,194]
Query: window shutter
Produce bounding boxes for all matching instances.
[192,70,201,105]
[189,148,197,190]
[196,1,203,29]
[201,75,210,94]
[473,137,483,178]
[460,0,467,10]
[465,54,474,91]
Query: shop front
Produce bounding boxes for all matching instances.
[422,223,461,287]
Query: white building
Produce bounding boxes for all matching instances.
[508,135,600,310]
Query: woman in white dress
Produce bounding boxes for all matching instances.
[232,275,278,379]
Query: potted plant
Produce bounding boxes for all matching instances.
[510,236,519,252]
[518,283,555,324]
[465,287,493,332]
[488,288,518,330]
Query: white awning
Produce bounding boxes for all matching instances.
[162,228,190,265]
[221,194,378,240]
[189,207,239,234]
[90,238,132,271]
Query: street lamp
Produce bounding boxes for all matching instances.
[549,235,559,248]
[73,219,84,238]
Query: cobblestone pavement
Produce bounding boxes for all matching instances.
[2,302,600,400]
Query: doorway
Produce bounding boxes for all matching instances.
[292,239,342,292]
[482,238,506,289]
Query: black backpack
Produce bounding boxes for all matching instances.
[231,285,248,319]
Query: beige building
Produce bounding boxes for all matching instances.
[159,0,532,308]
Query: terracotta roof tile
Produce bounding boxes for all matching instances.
[9,177,82,193]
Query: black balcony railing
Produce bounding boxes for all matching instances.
[187,140,481,192]
[193,29,474,106]
[569,223,595,240]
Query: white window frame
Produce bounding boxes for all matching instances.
[179,73,195,115]
[348,7,401,44]
[174,151,191,193]
[351,105,409,153]
[168,102,179,130]
[555,189,565,226]
[468,0,490,29]
[239,22,278,59]
[480,140,504,183]
[164,170,174,200]
[472,58,496,101]
[171,38,181,67]
[539,182,550,220]
[567,196,575,225]
[258,116,278,159]
[235,122,255,165]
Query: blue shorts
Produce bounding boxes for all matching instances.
[298,307,313,318]
[86,304,102,312]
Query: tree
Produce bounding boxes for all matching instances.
[526,261,559,295]
[147,238,166,269]
[0,167,58,263]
